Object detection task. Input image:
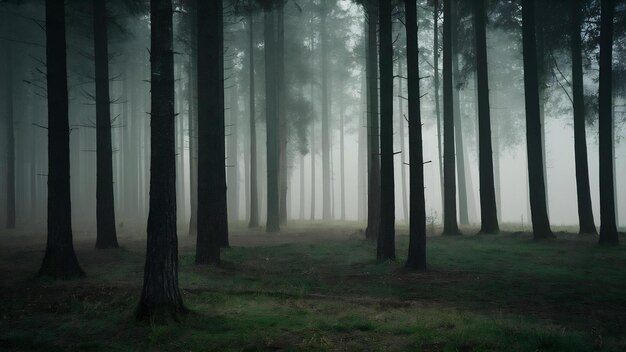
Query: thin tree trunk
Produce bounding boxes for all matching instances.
[377,0,395,261]
[570,0,597,235]
[442,0,460,236]
[433,0,444,213]
[196,0,226,264]
[521,0,553,239]
[404,0,427,270]
[473,0,499,234]
[598,0,618,244]
[228,85,240,222]
[136,0,185,321]
[39,0,84,279]
[248,10,259,228]
[300,153,305,219]
[277,5,288,225]
[320,0,331,220]
[3,44,15,230]
[310,119,316,220]
[398,60,409,224]
[536,2,550,219]
[365,2,380,241]
[264,5,280,232]
[339,96,346,221]
[93,0,119,248]
[358,63,367,221]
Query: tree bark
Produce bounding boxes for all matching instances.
[433,0,444,213]
[248,10,259,228]
[136,0,185,321]
[196,0,226,265]
[3,44,15,230]
[442,0,460,236]
[93,0,119,249]
[521,0,553,239]
[570,0,597,235]
[264,5,280,232]
[598,0,618,245]
[320,0,332,221]
[404,0,427,270]
[473,0,499,234]
[39,0,84,279]
[365,1,380,241]
[376,0,395,261]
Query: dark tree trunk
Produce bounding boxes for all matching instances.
[93,0,119,249]
[277,5,288,225]
[300,154,305,219]
[598,0,618,245]
[3,44,15,230]
[473,0,499,234]
[442,0,460,236]
[188,5,198,236]
[404,0,427,270]
[521,0,553,239]
[310,120,316,220]
[365,2,380,241]
[248,10,259,228]
[264,6,280,233]
[39,0,84,279]
[196,0,227,265]
[227,82,239,222]
[320,0,331,220]
[339,99,346,221]
[570,0,597,235]
[137,0,185,321]
[376,0,395,261]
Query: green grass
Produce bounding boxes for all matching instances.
[0,224,625,351]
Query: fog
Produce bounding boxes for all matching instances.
[0,0,624,236]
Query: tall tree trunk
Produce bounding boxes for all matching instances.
[570,0,597,235]
[376,0,395,261]
[320,0,332,220]
[365,2,380,241]
[187,0,198,236]
[598,0,618,245]
[3,44,15,230]
[248,10,259,228]
[433,0,444,212]
[227,85,240,222]
[398,60,409,224]
[442,0,460,236]
[451,0,469,226]
[39,0,84,279]
[93,0,119,249]
[264,5,280,232]
[277,5,288,225]
[339,97,346,221]
[535,1,550,219]
[310,120,316,220]
[358,63,367,222]
[196,0,226,264]
[404,0,427,270]
[137,0,185,321]
[473,0,499,234]
[300,153,305,219]
[521,0,553,239]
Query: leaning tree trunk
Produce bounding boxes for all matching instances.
[473,0,499,234]
[405,0,427,270]
[365,1,380,241]
[442,0,460,236]
[598,0,618,245]
[39,0,84,279]
[570,0,597,235]
[3,44,15,230]
[264,5,280,232]
[93,0,119,249]
[136,0,185,321]
[521,0,553,239]
[196,0,227,264]
[248,10,259,228]
[376,0,396,261]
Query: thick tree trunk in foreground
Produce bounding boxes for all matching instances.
[248,11,259,228]
[136,0,185,321]
[442,0,460,236]
[473,0,499,234]
[196,0,226,265]
[3,45,15,230]
[93,0,119,249]
[376,0,395,261]
[265,6,280,232]
[570,0,597,235]
[404,0,427,270]
[521,0,553,239]
[39,0,84,279]
[365,2,380,241]
[598,0,618,245]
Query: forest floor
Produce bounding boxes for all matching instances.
[0,222,625,351]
